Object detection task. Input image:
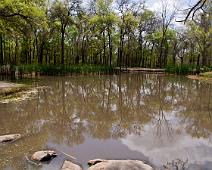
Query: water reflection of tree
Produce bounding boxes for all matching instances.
[142,75,174,139]
[1,74,212,149]
[180,81,212,138]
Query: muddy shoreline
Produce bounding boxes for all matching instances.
[0,82,30,95]
[187,74,212,84]
[0,81,44,103]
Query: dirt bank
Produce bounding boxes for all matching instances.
[0,81,40,103]
[187,72,212,84]
[0,82,30,96]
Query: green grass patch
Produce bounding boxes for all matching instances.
[165,65,212,75]
[165,65,194,75]
[16,64,114,75]
[200,72,212,78]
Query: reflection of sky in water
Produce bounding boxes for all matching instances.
[47,136,148,169]
[121,109,212,167]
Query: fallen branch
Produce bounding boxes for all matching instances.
[59,150,77,160]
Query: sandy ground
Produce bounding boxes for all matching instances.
[0,81,24,95]
[187,75,212,84]
[0,81,47,103]
[0,82,22,88]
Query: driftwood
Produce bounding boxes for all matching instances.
[59,150,77,160]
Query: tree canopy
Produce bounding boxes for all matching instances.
[0,0,211,70]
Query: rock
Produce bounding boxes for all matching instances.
[31,150,58,162]
[88,160,153,170]
[163,159,188,170]
[0,134,21,143]
[61,161,82,170]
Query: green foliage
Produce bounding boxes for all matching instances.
[200,71,212,78]
[0,0,211,73]
[166,65,212,75]
[17,64,114,75]
[165,65,194,75]
[0,0,46,34]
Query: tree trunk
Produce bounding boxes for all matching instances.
[108,27,112,67]
[164,41,169,67]
[29,41,32,64]
[0,34,4,65]
[61,27,65,65]
[159,37,165,68]
[54,46,57,65]
[202,37,207,66]
[118,28,124,69]
[138,30,143,67]
[103,30,106,65]
[38,39,44,64]
[15,38,18,65]
[81,35,86,64]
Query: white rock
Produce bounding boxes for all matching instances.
[61,161,82,170]
[0,134,21,143]
[31,150,57,162]
[88,160,153,170]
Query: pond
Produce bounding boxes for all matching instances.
[0,73,212,170]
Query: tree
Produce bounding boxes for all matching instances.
[158,0,176,68]
[178,0,209,23]
[0,0,211,70]
[50,0,72,65]
[0,0,46,65]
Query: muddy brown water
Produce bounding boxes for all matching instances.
[0,73,212,170]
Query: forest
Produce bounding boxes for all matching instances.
[0,0,211,73]
[1,1,212,169]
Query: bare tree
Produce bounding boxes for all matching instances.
[178,0,208,23]
[158,0,176,68]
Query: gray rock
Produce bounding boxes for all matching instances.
[31,150,58,162]
[61,161,82,170]
[0,134,21,143]
[163,159,188,170]
[88,159,153,170]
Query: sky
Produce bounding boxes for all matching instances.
[53,0,199,29]
[145,0,198,29]
[146,0,197,12]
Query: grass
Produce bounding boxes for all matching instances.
[165,65,195,74]
[187,72,212,84]
[16,64,114,75]
[3,64,212,76]
[165,65,212,75]
[199,72,212,78]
